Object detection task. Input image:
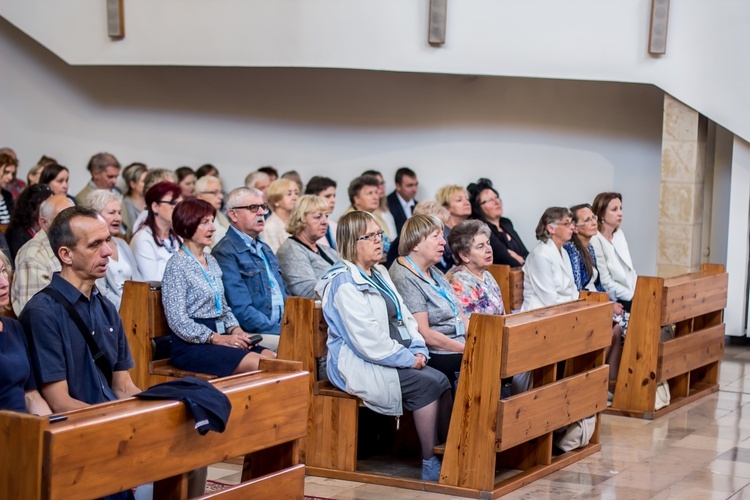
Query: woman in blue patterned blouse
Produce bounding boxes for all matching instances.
[162,198,275,376]
[565,203,625,398]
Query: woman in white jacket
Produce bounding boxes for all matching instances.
[590,192,637,311]
[521,207,579,312]
[315,211,452,482]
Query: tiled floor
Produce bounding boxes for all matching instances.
[210,344,750,499]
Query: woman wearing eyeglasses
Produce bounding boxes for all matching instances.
[276,195,339,298]
[521,207,579,312]
[130,181,183,281]
[389,214,468,393]
[467,178,528,267]
[316,211,452,482]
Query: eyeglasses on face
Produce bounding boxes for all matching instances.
[200,190,222,196]
[555,219,575,227]
[479,195,501,206]
[231,204,269,214]
[157,199,180,207]
[575,215,598,227]
[357,230,385,242]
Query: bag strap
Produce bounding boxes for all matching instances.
[41,287,114,387]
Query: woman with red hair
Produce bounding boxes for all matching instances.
[130,181,183,281]
[162,198,275,376]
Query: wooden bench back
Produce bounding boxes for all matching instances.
[488,264,524,312]
[120,280,217,390]
[441,295,611,491]
[611,263,727,417]
[0,360,309,500]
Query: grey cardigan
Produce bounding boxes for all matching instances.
[276,237,339,298]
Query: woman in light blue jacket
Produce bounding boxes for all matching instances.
[316,211,451,482]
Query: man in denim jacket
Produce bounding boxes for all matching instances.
[212,187,288,351]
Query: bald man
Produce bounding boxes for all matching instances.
[12,194,75,315]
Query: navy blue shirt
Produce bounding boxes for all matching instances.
[20,273,134,405]
[0,317,36,413]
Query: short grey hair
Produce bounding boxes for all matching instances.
[448,220,491,265]
[226,187,264,210]
[413,200,450,224]
[195,175,222,194]
[84,189,122,214]
[535,207,573,242]
[245,171,270,189]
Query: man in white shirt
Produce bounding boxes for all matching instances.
[387,167,419,235]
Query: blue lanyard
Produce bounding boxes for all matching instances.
[250,239,277,291]
[404,256,458,318]
[181,246,222,316]
[358,267,403,325]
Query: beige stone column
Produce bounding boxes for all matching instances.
[656,95,708,277]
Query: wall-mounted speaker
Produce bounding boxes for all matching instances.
[428,0,447,45]
[649,0,669,55]
[107,0,125,39]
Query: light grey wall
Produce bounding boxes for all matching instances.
[0,19,664,274]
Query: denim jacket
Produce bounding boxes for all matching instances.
[212,227,289,334]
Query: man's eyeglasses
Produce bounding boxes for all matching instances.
[357,230,385,242]
[575,216,598,227]
[232,204,269,214]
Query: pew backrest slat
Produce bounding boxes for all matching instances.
[501,300,613,378]
[661,271,728,325]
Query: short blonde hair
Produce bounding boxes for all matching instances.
[435,185,468,208]
[398,214,443,256]
[337,211,377,262]
[286,195,329,235]
[267,178,298,209]
[413,200,450,224]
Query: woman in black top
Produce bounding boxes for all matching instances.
[467,178,528,268]
[5,183,53,262]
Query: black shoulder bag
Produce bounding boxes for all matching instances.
[41,288,114,387]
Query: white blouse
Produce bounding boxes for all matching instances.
[130,226,180,282]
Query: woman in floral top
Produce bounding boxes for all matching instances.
[447,219,514,397]
[447,220,505,317]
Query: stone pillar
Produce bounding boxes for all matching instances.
[656,95,708,277]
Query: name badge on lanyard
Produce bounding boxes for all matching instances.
[404,256,464,337]
[359,268,410,343]
[182,246,224,331]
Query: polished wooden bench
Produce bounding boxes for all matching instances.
[607,263,727,419]
[0,359,309,500]
[278,294,612,498]
[121,280,217,390]
[488,264,524,313]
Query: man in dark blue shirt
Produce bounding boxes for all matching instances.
[20,206,140,412]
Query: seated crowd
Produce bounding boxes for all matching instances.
[0,147,639,485]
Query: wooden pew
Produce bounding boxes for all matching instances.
[488,264,524,313]
[608,263,727,419]
[0,359,309,500]
[278,295,611,498]
[121,280,218,391]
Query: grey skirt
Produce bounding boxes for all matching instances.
[397,365,450,411]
